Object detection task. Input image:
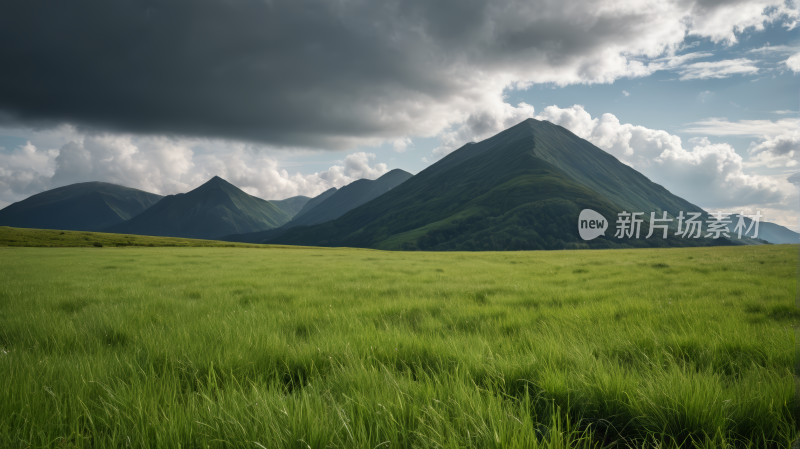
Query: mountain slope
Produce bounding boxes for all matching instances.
[222,188,336,243]
[106,176,291,239]
[723,219,798,244]
[289,169,413,227]
[757,222,798,244]
[269,195,311,219]
[269,119,741,251]
[0,182,163,231]
[291,187,337,221]
[222,171,412,243]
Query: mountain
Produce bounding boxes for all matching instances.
[291,187,337,221]
[757,222,798,244]
[269,195,311,219]
[222,188,335,244]
[222,171,412,243]
[723,219,798,244]
[289,169,412,227]
[105,176,291,239]
[267,119,753,251]
[0,182,163,231]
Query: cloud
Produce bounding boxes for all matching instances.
[686,0,799,44]
[654,138,784,208]
[0,142,57,205]
[682,115,800,168]
[535,105,682,165]
[338,152,389,180]
[674,58,760,80]
[0,0,796,150]
[677,41,701,52]
[622,91,630,97]
[392,138,413,153]
[786,52,800,72]
[746,44,800,54]
[681,117,800,139]
[432,101,535,158]
[698,90,714,102]
[649,51,715,70]
[745,130,799,168]
[534,105,790,209]
[0,133,390,206]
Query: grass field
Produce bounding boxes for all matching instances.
[0,238,796,447]
[0,226,278,248]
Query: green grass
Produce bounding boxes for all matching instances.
[0,226,289,248]
[0,243,796,448]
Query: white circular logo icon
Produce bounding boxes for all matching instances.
[578,209,608,241]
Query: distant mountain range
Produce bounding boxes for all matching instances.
[293,169,413,227]
[748,221,799,244]
[223,169,413,243]
[0,182,163,231]
[291,187,337,222]
[263,119,798,250]
[0,118,796,248]
[105,176,295,239]
[269,195,311,218]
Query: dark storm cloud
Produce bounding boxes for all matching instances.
[3,0,437,147]
[0,0,790,148]
[1,0,486,148]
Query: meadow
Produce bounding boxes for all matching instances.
[0,234,796,448]
[0,226,271,248]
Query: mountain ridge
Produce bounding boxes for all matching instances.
[0,181,163,231]
[266,119,769,250]
[106,176,291,239]
[289,169,413,228]
[222,169,413,243]
[269,195,311,219]
[291,187,337,221]
[0,119,795,248]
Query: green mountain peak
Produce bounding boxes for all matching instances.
[0,182,163,231]
[106,176,292,239]
[265,118,747,251]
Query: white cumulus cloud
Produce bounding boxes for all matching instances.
[432,101,535,158]
[687,0,799,44]
[534,105,789,210]
[392,138,413,153]
[746,130,800,168]
[0,133,391,207]
[786,52,800,72]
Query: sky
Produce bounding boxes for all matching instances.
[0,0,798,230]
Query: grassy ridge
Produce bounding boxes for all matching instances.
[0,226,288,248]
[0,244,796,448]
